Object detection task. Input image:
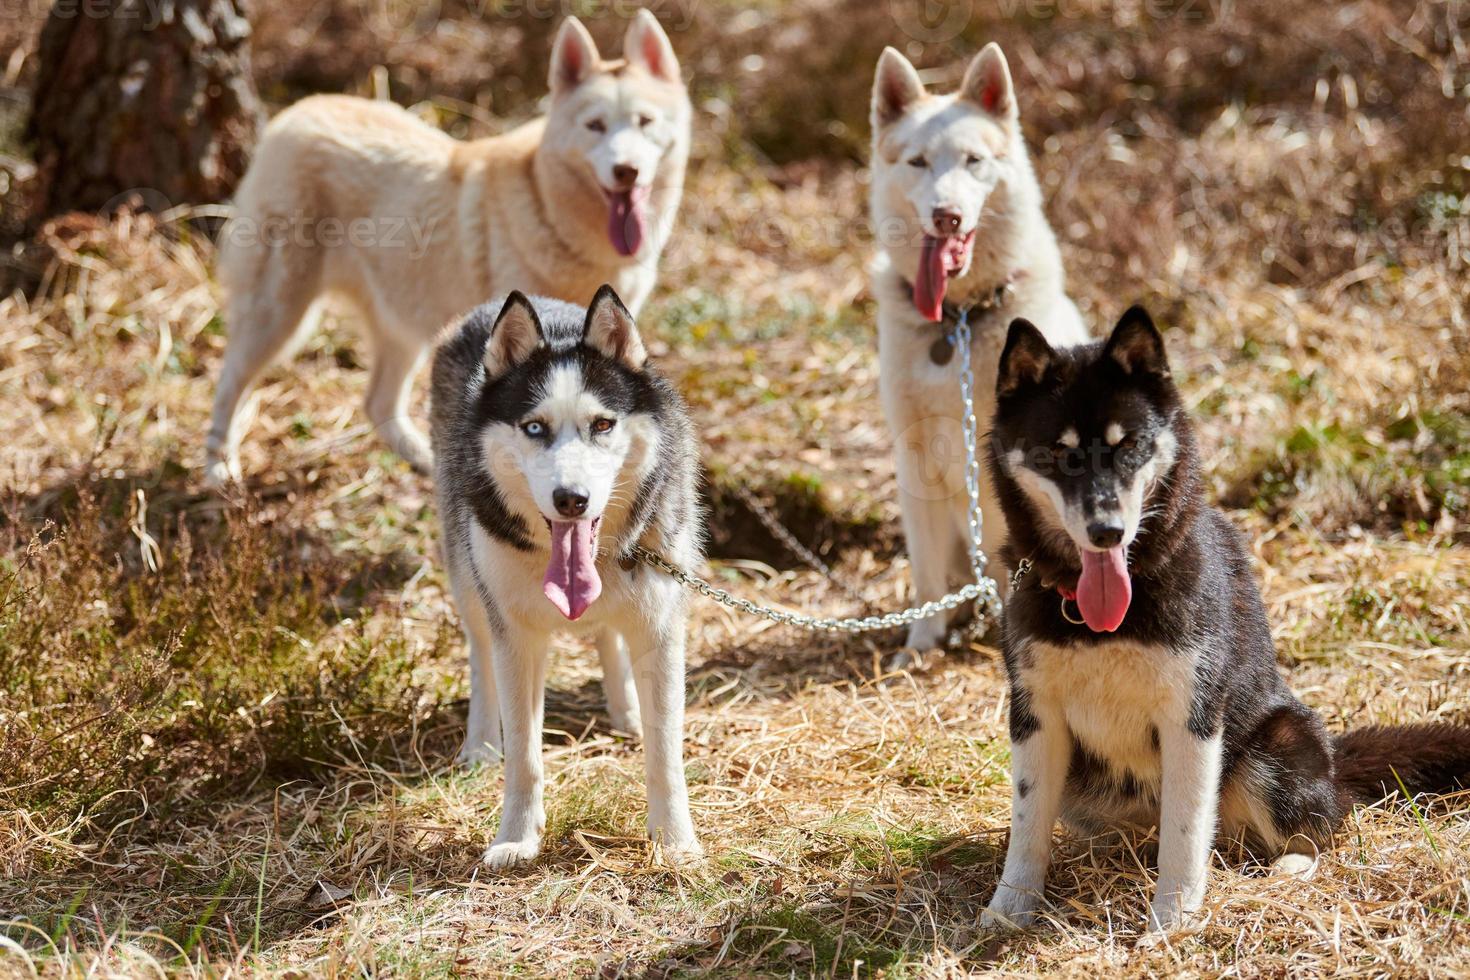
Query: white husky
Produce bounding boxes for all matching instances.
[206,12,690,485]
[869,44,1089,652]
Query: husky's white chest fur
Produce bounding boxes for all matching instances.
[1018,639,1200,817]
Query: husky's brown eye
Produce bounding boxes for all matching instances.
[966,153,983,167]
[1117,434,1137,450]
[586,119,607,133]
[907,155,928,168]
[591,417,616,435]
[637,113,653,128]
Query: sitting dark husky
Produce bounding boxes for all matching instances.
[981,306,1470,935]
[431,286,702,868]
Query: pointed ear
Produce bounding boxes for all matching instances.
[485,292,543,376]
[997,318,1055,396]
[549,17,600,94]
[871,47,926,128]
[1105,306,1170,378]
[960,43,1017,121]
[583,285,647,370]
[624,9,680,84]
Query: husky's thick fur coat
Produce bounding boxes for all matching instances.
[982,307,1470,934]
[206,12,690,485]
[430,286,702,867]
[868,44,1089,652]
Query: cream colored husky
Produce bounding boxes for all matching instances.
[869,44,1089,653]
[205,12,690,485]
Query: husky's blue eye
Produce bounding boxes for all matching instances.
[591,417,616,435]
[521,420,547,438]
[907,155,928,168]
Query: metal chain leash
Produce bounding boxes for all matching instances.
[630,543,983,634]
[728,482,871,606]
[634,309,1004,635]
[952,314,1005,631]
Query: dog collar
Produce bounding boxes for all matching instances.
[1053,582,1086,625]
[1010,556,1087,626]
[900,275,1016,366]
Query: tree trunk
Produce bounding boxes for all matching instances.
[26,0,261,224]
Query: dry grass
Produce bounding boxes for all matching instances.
[2,0,1470,976]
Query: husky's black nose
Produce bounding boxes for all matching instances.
[611,164,639,189]
[553,487,590,518]
[932,208,962,235]
[1087,522,1125,548]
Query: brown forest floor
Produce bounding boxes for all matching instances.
[1,0,1469,976]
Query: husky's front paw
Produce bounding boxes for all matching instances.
[903,618,948,653]
[648,814,702,865]
[203,455,242,488]
[653,835,703,865]
[404,445,434,476]
[885,644,942,674]
[608,705,643,739]
[1135,927,1167,949]
[1141,897,1201,939]
[980,885,1042,931]
[483,834,542,869]
[397,433,435,475]
[1136,908,1206,949]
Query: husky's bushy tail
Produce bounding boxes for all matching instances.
[1334,723,1470,805]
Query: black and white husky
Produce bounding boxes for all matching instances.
[430,286,702,868]
[982,307,1470,935]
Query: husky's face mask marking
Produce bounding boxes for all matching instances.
[994,308,1178,631]
[546,13,686,258]
[478,288,657,620]
[871,43,1018,321]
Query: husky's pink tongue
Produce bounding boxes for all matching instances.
[544,519,602,620]
[606,187,649,257]
[913,233,975,322]
[1076,547,1132,632]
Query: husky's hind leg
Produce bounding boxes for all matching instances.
[206,240,324,485]
[363,326,433,473]
[1233,702,1341,874]
[596,630,643,738]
